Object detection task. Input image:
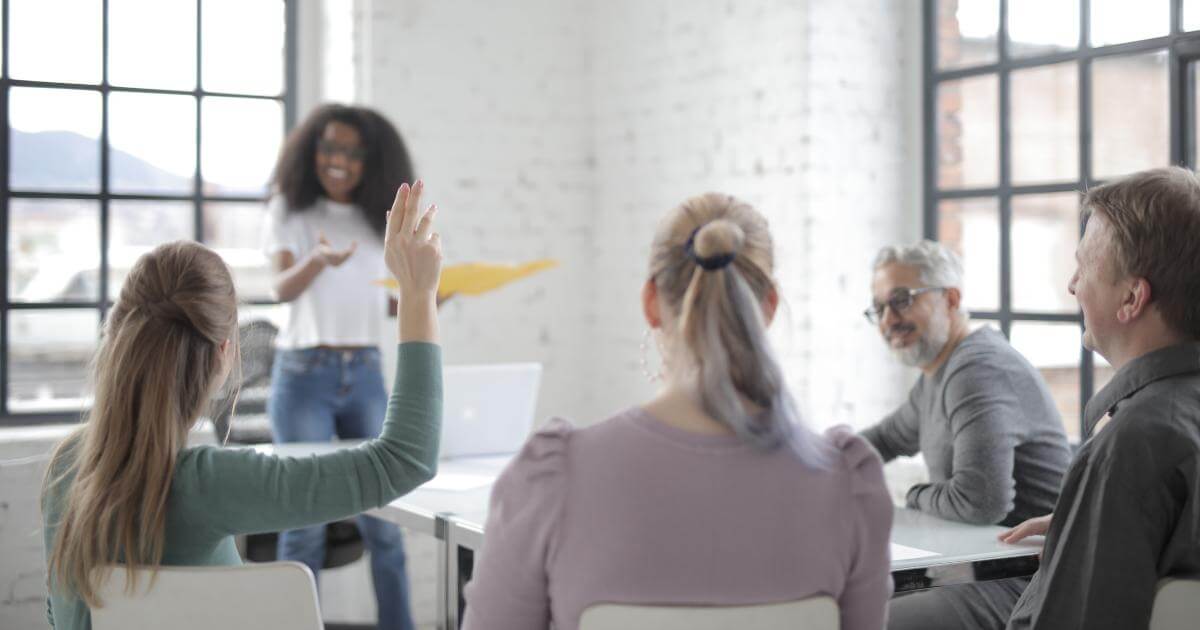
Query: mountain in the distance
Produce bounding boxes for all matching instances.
[10,129,193,193]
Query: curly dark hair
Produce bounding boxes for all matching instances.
[272,104,415,239]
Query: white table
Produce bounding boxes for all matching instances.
[252,442,509,625]
[439,503,1042,628]
[251,443,1041,629]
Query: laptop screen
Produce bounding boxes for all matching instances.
[439,363,542,459]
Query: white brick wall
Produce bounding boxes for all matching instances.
[0,442,55,630]
[589,0,922,430]
[800,0,924,429]
[360,0,922,429]
[359,0,597,428]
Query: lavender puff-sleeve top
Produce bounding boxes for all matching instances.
[461,407,894,630]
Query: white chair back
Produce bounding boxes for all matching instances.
[578,596,838,630]
[91,561,322,630]
[1150,577,1200,630]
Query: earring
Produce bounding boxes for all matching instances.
[640,328,664,383]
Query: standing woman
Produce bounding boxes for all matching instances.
[262,104,418,630]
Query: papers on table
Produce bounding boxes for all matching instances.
[890,542,940,562]
[422,472,496,492]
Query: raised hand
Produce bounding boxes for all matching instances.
[385,180,442,299]
[314,232,358,267]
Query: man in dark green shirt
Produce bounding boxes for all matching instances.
[889,167,1200,630]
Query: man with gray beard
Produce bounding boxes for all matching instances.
[860,240,1070,528]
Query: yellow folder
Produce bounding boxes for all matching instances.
[376,259,559,301]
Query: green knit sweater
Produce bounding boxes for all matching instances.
[41,343,442,630]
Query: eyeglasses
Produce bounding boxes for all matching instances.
[863,287,946,324]
[316,139,367,162]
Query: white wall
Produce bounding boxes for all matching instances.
[359,0,597,426]
[0,435,58,629]
[360,0,921,429]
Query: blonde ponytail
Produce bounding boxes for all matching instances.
[650,194,827,467]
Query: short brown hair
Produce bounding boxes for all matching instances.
[1083,166,1200,339]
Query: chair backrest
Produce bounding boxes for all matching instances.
[211,319,277,444]
[578,596,838,630]
[91,561,322,630]
[1150,576,1200,630]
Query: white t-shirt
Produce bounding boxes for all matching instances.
[260,195,388,349]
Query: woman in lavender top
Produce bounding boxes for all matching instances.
[462,193,894,630]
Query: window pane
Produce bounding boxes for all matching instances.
[109,0,197,90]
[201,97,284,196]
[109,92,197,194]
[7,309,99,413]
[202,0,285,96]
[9,87,101,192]
[203,202,275,301]
[1011,63,1078,185]
[937,0,999,70]
[9,0,101,83]
[937,75,998,189]
[1194,63,1200,165]
[938,197,999,312]
[1012,193,1080,313]
[1008,0,1079,58]
[8,199,100,303]
[1092,52,1168,179]
[1187,0,1200,32]
[109,201,195,300]
[1091,0,1168,46]
[1010,321,1084,440]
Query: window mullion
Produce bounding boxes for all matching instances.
[194,0,203,243]
[998,0,1013,339]
[922,0,938,239]
[1,0,10,415]
[99,0,110,322]
[1077,1,1094,438]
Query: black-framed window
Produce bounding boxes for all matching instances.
[1,0,296,425]
[924,0,1200,439]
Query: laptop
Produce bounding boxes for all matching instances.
[439,362,542,459]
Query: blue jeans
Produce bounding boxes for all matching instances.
[269,347,415,630]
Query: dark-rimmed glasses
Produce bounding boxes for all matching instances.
[317,139,367,162]
[863,287,946,324]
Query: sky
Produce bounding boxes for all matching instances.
[957,0,1176,49]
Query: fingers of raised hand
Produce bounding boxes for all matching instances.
[415,204,437,241]
[388,185,407,239]
[402,180,425,235]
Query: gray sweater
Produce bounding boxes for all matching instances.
[862,327,1071,526]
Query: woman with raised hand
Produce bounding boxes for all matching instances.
[462,193,894,630]
[262,104,423,630]
[41,182,442,630]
